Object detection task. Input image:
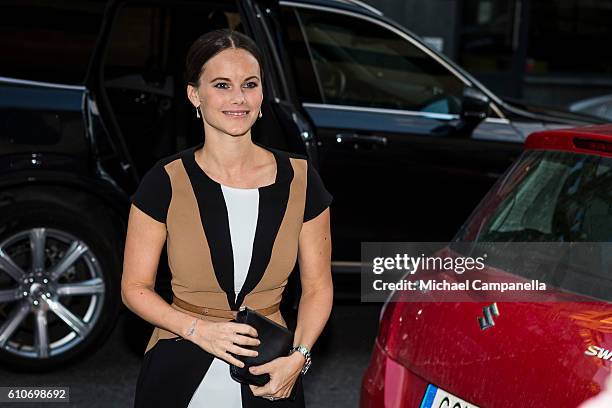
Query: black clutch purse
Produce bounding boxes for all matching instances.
[229,307,294,387]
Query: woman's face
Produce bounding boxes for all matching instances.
[189,48,263,137]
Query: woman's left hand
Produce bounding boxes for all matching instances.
[248,352,304,400]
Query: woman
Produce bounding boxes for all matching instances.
[121,29,333,407]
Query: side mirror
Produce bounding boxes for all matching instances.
[456,87,490,137]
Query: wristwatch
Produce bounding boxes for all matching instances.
[290,345,311,375]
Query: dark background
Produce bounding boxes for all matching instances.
[0,0,610,406]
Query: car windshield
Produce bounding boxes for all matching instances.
[459,150,612,242]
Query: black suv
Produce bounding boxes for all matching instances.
[0,0,600,370]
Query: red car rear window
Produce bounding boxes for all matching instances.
[457,150,612,242]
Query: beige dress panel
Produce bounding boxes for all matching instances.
[144,155,307,355]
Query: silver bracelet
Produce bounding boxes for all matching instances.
[175,316,202,342]
[185,318,198,337]
[290,345,312,375]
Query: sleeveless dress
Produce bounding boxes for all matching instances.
[130,141,333,408]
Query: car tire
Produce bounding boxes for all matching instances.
[0,193,122,372]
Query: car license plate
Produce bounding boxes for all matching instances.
[420,384,479,408]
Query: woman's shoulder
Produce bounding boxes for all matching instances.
[131,147,191,207]
[131,154,181,223]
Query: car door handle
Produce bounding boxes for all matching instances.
[335,133,388,146]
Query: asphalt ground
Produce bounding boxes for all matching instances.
[0,301,382,407]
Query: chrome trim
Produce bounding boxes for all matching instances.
[332,261,363,267]
[303,102,458,120]
[331,261,363,274]
[332,0,383,16]
[304,102,510,126]
[0,76,86,91]
[484,117,511,125]
[280,1,507,119]
[489,103,505,119]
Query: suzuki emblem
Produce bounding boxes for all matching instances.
[478,303,500,331]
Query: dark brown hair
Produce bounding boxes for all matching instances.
[184,29,265,88]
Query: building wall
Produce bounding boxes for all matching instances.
[364,0,612,110]
[364,0,459,59]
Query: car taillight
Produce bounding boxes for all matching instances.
[574,138,612,155]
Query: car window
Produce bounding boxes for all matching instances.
[279,7,323,104]
[285,7,465,114]
[453,149,612,302]
[467,150,612,242]
[0,1,105,85]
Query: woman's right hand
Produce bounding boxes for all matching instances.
[190,319,260,367]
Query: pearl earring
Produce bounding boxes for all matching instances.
[258,110,263,119]
[196,106,201,118]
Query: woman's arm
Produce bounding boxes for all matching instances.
[249,207,333,399]
[121,205,196,339]
[292,206,334,352]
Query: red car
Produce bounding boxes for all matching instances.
[361,125,612,407]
